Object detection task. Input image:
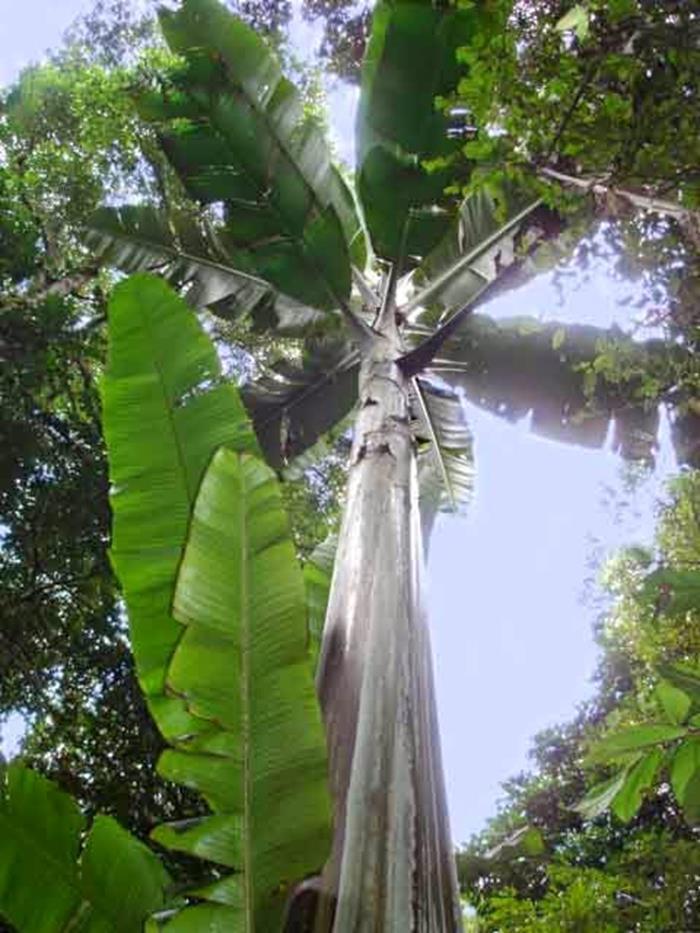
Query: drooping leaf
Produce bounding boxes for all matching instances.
[152,447,331,929]
[424,312,686,462]
[656,680,692,725]
[356,1,484,264]
[589,723,687,763]
[86,205,327,334]
[611,748,663,822]
[0,764,169,933]
[485,825,545,861]
[138,0,364,315]
[102,273,257,741]
[670,738,700,822]
[242,336,359,469]
[413,376,474,546]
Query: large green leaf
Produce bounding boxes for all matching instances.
[611,748,663,822]
[152,447,331,929]
[137,0,364,315]
[574,771,628,821]
[102,273,257,741]
[589,724,687,763]
[356,0,483,264]
[671,738,700,823]
[86,205,327,334]
[657,662,700,705]
[0,764,169,932]
[656,680,692,725]
[422,312,685,462]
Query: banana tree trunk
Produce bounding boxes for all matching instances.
[315,311,462,931]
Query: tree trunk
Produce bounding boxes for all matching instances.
[315,311,462,931]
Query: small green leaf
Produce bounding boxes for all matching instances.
[555,4,590,41]
[574,771,627,820]
[656,680,692,725]
[611,748,663,822]
[589,724,687,763]
[551,327,566,350]
[520,827,546,857]
[671,738,700,816]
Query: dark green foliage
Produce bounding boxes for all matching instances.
[133,0,364,313]
[448,0,700,206]
[0,764,170,932]
[357,0,481,264]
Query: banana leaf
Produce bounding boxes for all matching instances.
[86,205,327,334]
[135,0,365,315]
[242,336,360,469]
[151,447,331,930]
[413,376,475,544]
[0,764,169,933]
[423,313,686,462]
[102,273,258,742]
[356,0,487,265]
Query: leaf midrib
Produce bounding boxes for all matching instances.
[239,457,254,929]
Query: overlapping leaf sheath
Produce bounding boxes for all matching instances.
[0,765,169,932]
[316,336,462,932]
[136,0,364,315]
[102,275,331,928]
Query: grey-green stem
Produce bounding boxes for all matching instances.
[315,293,461,931]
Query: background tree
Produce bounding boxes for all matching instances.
[458,471,700,930]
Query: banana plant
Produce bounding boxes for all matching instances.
[82,1,692,929]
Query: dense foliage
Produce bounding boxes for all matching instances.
[0,1,340,851]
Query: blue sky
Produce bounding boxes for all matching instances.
[0,0,675,845]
